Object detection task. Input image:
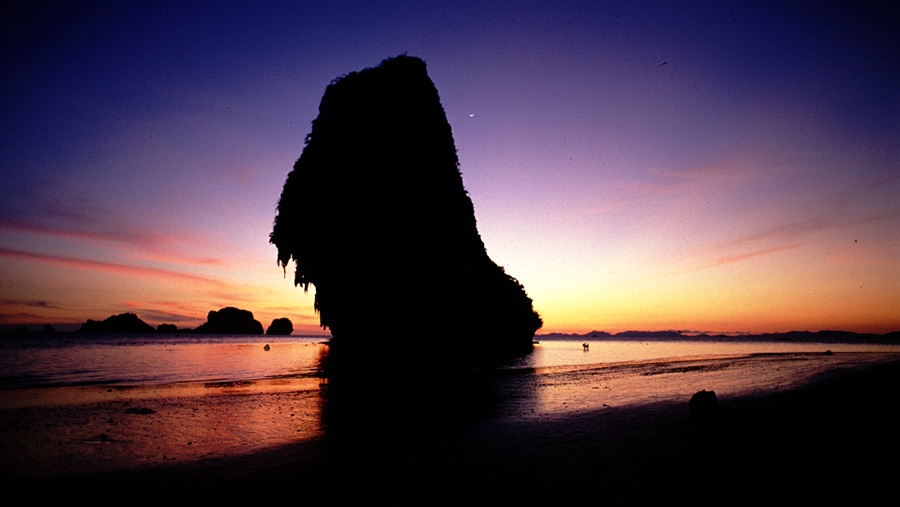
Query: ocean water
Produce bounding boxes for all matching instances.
[1,333,898,390]
[0,334,327,389]
[3,333,899,476]
[513,338,900,370]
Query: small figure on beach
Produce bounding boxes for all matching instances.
[583,342,590,351]
[263,344,270,351]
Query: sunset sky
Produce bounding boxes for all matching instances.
[2,1,898,334]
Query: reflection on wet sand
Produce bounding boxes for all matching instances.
[2,346,898,480]
[0,376,325,477]
[517,352,896,419]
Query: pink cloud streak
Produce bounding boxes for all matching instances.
[0,248,226,287]
[0,217,226,267]
[700,243,804,270]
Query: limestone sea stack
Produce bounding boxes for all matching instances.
[194,307,264,335]
[271,55,542,362]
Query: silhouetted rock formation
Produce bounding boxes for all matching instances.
[195,307,264,334]
[157,323,178,333]
[41,324,55,333]
[271,55,542,362]
[79,313,155,333]
[266,318,293,335]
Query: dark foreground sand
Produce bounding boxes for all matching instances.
[3,357,899,504]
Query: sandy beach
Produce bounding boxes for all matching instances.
[3,352,899,503]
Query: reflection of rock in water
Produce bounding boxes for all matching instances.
[315,346,508,437]
[271,55,541,363]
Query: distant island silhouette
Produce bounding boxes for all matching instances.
[540,329,900,344]
[78,313,155,333]
[271,55,542,362]
[64,308,293,335]
[3,313,896,344]
[266,317,293,335]
[194,307,264,334]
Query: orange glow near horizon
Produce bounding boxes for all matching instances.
[2,229,898,335]
[1,3,897,336]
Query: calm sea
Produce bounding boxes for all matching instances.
[1,333,898,390]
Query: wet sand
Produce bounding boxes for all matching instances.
[2,353,899,503]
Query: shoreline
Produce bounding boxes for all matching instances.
[3,355,899,502]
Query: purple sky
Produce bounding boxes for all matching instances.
[2,1,898,334]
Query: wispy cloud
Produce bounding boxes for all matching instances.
[0,311,50,324]
[121,302,203,325]
[0,248,227,287]
[0,181,235,270]
[0,298,62,309]
[730,209,899,249]
[697,243,804,271]
[0,215,151,244]
[552,150,777,222]
[0,299,73,326]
